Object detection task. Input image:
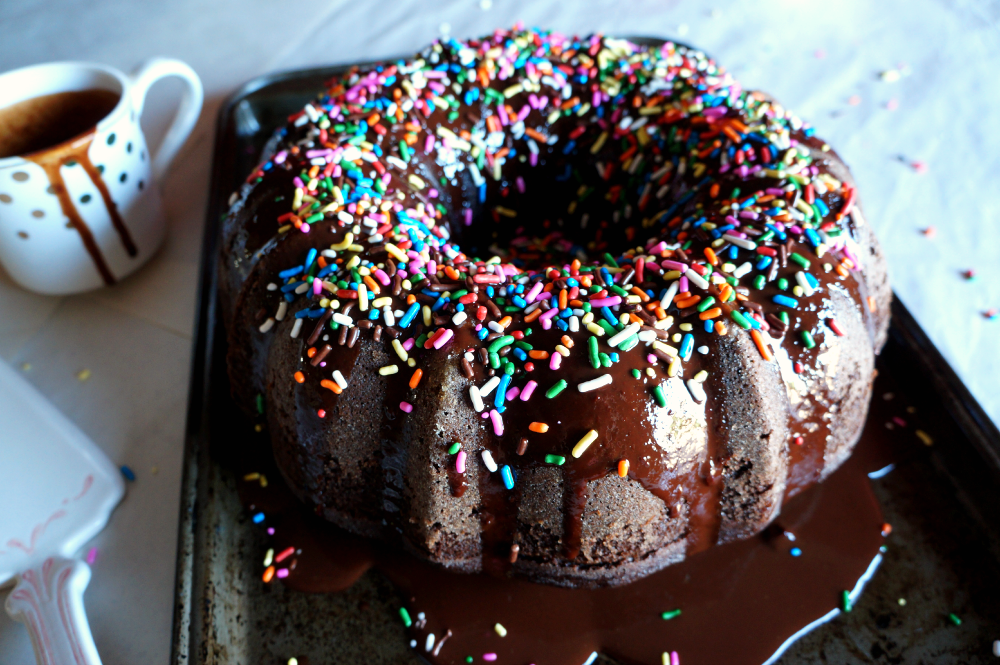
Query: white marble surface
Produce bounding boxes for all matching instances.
[0,0,997,663]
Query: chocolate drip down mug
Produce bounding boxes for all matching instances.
[0,58,202,294]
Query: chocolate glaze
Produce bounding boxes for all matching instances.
[238,365,908,665]
[222,34,891,586]
[26,129,137,285]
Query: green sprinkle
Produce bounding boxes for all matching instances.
[653,385,667,408]
[545,380,568,398]
[514,340,533,351]
[777,277,789,291]
[696,296,716,312]
[603,252,619,268]
[305,212,323,224]
[661,609,682,620]
[631,369,641,379]
[452,289,468,299]
[488,335,514,354]
[618,334,640,352]
[448,442,461,455]
[753,274,766,290]
[544,454,566,465]
[948,613,962,626]
[790,253,811,269]
[730,310,752,330]
[504,362,515,376]
[588,336,600,368]
[608,284,629,297]
[802,331,816,349]
[840,591,852,613]
[255,394,264,415]
[489,352,500,369]
[598,320,617,336]
[466,658,473,664]
[415,333,428,347]
[779,311,789,325]
[399,607,413,627]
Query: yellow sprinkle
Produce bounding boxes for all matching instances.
[590,131,608,154]
[378,365,399,376]
[915,430,934,446]
[263,548,274,566]
[259,475,268,487]
[494,623,507,637]
[372,297,392,308]
[76,369,91,382]
[586,322,605,336]
[422,305,432,326]
[243,472,261,481]
[330,232,355,251]
[392,339,409,362]
[555,344,571,357]
[572,430,599,458]
[358,283,369,311]
[385,243,407,262]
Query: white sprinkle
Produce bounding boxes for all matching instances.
[258,318,275,333]
[608,323,641,347]
[494,623,507,637]
[638,330,658,343]
[290,319,303,338]
[488,321,506,333]
[582,652,599,665]
[425,634,435,652]
[294,282,310,295]
[733,262,753,278]
[660,280,679,308]
[481,450,498,473]
[452,311,468,325]
[469,385,485,411]
[275,301,288,321]
[480,375,501,396]
[266,282,278,291]
[578,374,613,393]
[686,380,707,404]
[569,316,580,332]
[684,269,709,291]
[723,233,757,250]
[795,271,815,297]
[332,370,348,389]
[383,306,395,327]
[697,345,710,355]
[332,313,354,327]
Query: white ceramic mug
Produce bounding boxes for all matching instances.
[0,59,203,294]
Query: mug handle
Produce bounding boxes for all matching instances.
[129,58,204,182]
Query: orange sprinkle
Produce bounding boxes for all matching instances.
[881,522,892,536]
[699,307,722,320]
[719,284,733,302]
[630,286,650,302]
[709,182,720,198]
[714,321,728,336]
[409,369,423,389]
[498,316,512,328]
[617,459,630,478]
[560,335,574,349]
[676,295,701,309]
[363,275,380,295]
[529,422,549,433]
[628,313,644,325]
[293,371,305,384]
[306,347,317,358]
[262,566,275,583]
[867,296,877,313]
[445,266,460,280]
[524,127,549,143]
[835,264,849,277]
[524,309,543,323]
[307,165,319,178]
[704,247,719,266]
[750,329,773,361]
[559,289,568,310]
[654,306,667,320]
[528,350,550,360]
[406,294,417,305]
[320,379,342,394]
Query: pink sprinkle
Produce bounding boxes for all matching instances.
[505,386,520,401]
[299,223,310,233]
[464,208,473,226]
[588,296,622,308]
[671,651,680,665]
[661,260,688,271]
[520,380,537,401]
[911,160,928,174]
[402,338,415,351]
[892,416,907,427]
[549,353,562,370]
[432,328,454,349]
[424,135,435,153]
[276,568,289,579]
[373,269,391,286]
[647,354,657,364]
[312,277,322,295]
[649,241,667,254]
[400,401,413,413]
[541,317,552,331]
[293,177,305,189]
[525,281,545,303]
[86,547,98,565]
[679,276,689,292]
[539,307,560,321]
[483,654,497,662]
[456,451,467,473]
[490,409,504,436]
[267,527,275,535]
[515,176,525,193]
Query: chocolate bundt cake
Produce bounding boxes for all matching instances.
[220,28,890,588]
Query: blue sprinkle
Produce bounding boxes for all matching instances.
[805,228,822,248]
[513,348,527,361]
[728,245,739,260]
[773,294,799,308]
[512,295,527,308]
[704,320,714,332]
[500,465,515,490]
[304,248,317,268]
[790,547,802,557]
[399,302,421,328]
[680,333,694,360]
[477,328,489,340]
[555,319,569,331]
[456,303,465,312]
[120,465,136,482]
[804,272,820,289]
[431,296,450,312]
[278,265,303,279]
[495,375,511,407]
[600,307,618,326]
[252,512,265,524]
[815,198,830,217]
[609,352,620,363]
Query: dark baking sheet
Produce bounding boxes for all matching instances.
[171,48,1000,665]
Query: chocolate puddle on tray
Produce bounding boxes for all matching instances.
[236,367,914,665]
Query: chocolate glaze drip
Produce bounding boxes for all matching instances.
[238,366,908,665]
[26,129,137,285]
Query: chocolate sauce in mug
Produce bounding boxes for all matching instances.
[239,370,912,665]
[0,89,137,284]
